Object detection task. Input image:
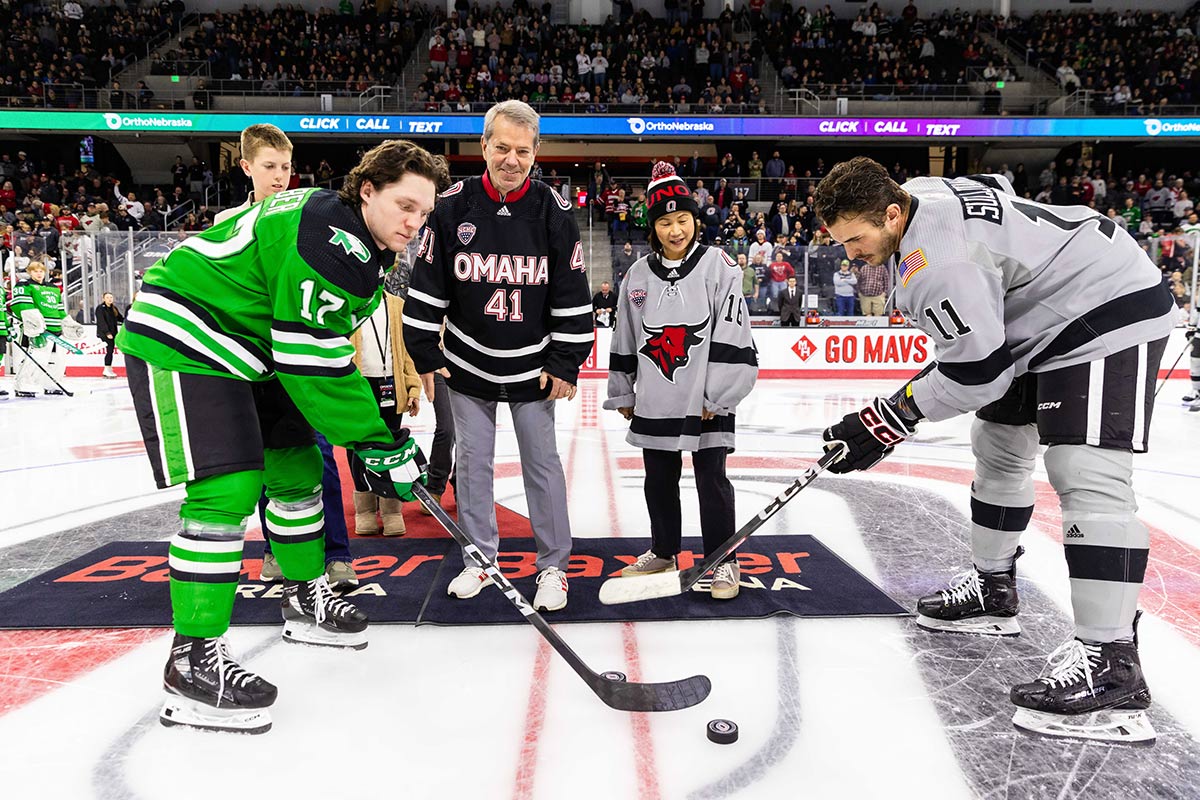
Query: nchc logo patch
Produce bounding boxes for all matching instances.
[457,222,476,245]
[628,288,647,308]
[328,226,371,263]
[640,318,708,382]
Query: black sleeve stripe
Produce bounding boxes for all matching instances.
[610,352,638,374]
[964,174,1005,191]
[1064,543,1149,584]
[272,319,345,339]
[141,283,271,363]
[970,498,1034,532]
[709,342,759,367]
[937,343,1013,386]
[1028,284,1175,370]
[274,361,357,379]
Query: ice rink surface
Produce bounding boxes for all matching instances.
[2,375,1199,800]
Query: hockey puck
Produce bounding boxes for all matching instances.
[601,671,627,682]
[706,719,739,744]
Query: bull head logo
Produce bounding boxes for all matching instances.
[640,317,708,382]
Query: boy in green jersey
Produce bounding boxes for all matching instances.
[118,139,449,734]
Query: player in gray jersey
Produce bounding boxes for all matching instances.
[813,157,1174,745]
[1184,308,1199,410]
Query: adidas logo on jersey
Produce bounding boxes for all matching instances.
[1065,524,1084,539]
[667,269,680,278]
[497,206,511,217]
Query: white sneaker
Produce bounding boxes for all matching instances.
[711,562,741,600]
[534,567,568,612]
[447,566,493,599]
[102,367,117,379]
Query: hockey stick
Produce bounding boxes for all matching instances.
[44,331,84,355]
[410,481,711,712]
[1154,336,1191,400]
[598,443,846,606]
[7,335,73,397]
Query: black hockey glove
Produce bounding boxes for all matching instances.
[822,397,918,474]
[1187,326,1196,340]
[352,431,428,501]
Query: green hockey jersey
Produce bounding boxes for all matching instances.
[9,278,66,334]
[117,187,393,449]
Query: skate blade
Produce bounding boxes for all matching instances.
[1012,707,1156,745]
[159,697,272,735]
[916,613,1021,637]
[282,621,368,650]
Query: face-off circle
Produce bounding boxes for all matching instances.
[706,718,739,744]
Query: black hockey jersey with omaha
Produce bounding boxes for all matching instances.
[604,243,758,451]
[404,174,593,402]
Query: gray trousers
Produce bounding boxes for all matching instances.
[448,388,573,571]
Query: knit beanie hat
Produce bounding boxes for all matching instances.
[646,161,700,226]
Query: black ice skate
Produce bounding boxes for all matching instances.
[281,575,369,650]
[1010,613,1155,745]
[916,548,1022,636]
[160,633,277,734]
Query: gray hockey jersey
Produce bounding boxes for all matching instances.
[896,175,1176,422]
[604,243,758,451]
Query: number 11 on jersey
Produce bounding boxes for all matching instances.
[484,288,524,322]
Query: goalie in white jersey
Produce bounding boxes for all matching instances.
[814,157,1175,745]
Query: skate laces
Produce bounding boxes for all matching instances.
[1039,639,1104,692]
[939,569,984,607]
[308,575,355,624]
[202,638,256,701]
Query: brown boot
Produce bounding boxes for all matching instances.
[380,497,406,536]
[353,491,380,536]
[417,492,442,516]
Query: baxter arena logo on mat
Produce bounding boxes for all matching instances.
[791,336,817,362]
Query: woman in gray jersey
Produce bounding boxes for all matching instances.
[814,157,1174,746]
[604,162,758,600]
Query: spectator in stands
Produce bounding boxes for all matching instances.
[612,240,637,291]
[192,80,210,110]
[108,81,129,109]
[779,275,802,327]
[748,228,772,263]
[768,201,797,240]
[766,247,794,306]
[833,259,857,316]
[1121,196,1143,230]
[1175,191,1194,223]
[750,251,770,312]
[857,260,890,317]
[592,281,617,328]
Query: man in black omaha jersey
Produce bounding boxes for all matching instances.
[404,100,593,612]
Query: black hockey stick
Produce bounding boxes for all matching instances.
[1154,336,1191,400]
[410,481,711,712]
[7,334,73,397]
[598,443,846,605]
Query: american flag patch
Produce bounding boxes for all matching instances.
[898,249,928,286]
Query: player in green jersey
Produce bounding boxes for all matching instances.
[118,140,449,734]
[8,260,82,396]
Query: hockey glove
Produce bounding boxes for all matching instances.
[352,433,428,502]
[822,397,918,474]
[1187,326,1196,341]
[60,317,84,342]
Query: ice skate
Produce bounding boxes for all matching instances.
[620,550,677,577]
[102,366,117,379]
[159,633,277,735]
[1010,614,1154,745]
[916,549,1021,636]
[281,575,368,650]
